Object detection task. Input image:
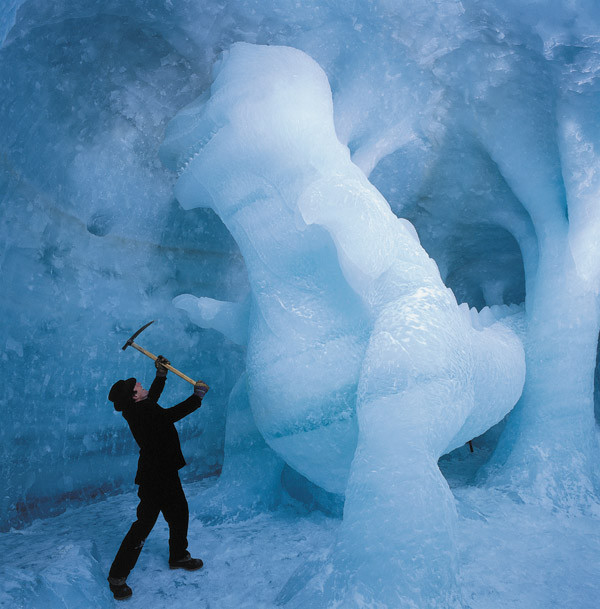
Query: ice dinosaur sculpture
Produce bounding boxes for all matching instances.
[161,43,525,608]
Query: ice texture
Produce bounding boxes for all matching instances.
[173,294,249,346]
[2,0,598,524]
[0,1,251,530]
[1,1,600,607]
[161,42,526,606]
[0,541,112,608]
[2,482,600,609]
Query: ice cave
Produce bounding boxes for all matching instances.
[1,1,599,608]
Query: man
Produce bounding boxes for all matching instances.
[106,355,209,600]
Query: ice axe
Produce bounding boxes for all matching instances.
[122,320,207,388]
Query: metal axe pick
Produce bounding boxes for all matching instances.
[122,320,207,388]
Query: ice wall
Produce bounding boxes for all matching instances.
[0,1,249,529]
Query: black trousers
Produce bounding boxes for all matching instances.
[109,474,189,579]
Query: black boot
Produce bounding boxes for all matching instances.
[108,576,133,600]
[169,551,203,571]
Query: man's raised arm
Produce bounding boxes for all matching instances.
[148,355,170,402]
[165,381,209,423]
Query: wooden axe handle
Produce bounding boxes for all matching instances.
[130,341,206,387]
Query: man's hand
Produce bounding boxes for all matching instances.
[155,355,170,377]
[194,381,209,398]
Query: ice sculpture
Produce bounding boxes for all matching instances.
[161,43,525,607]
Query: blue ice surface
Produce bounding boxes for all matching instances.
[1,1,600,608]
[1,474,600,609]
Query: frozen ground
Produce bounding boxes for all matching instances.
[1,466,599,609]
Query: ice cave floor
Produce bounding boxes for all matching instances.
[2,452,600,609]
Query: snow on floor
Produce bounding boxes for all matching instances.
[455,486,600,609]
[0,478,338,609]
[1,476,599,609]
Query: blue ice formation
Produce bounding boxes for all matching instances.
[1,0,600,607]
[161,42,526,607]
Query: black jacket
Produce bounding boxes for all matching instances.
[121,375,202,484]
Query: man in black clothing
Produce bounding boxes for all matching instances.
[107,356,209,600]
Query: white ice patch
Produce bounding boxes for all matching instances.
[173,294,249,345]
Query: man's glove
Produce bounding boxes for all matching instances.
[194,381,209,398]
[155,355,170,377]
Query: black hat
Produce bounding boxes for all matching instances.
[108,377,136,411]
